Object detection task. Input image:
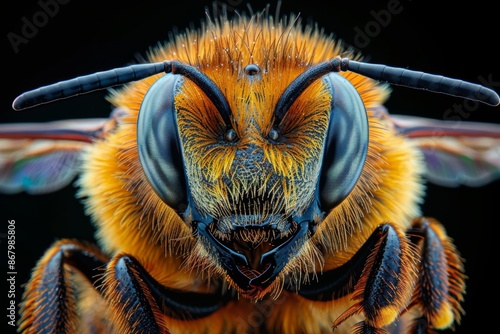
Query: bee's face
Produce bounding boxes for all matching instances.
[176,71,330,296]
[135,62,371,299]
[112,16,374,298]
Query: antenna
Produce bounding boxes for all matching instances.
[13,57,500,119]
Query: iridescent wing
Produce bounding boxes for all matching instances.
[0,108,125,194]
[389,112,500,187]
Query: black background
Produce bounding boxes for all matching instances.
[2,0,499,333]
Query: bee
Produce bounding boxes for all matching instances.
[2,2,500,334]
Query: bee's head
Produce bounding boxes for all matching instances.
[137,58,368,297]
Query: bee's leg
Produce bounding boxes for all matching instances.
[331,223,418,334]
[102,253,232,333]
[404,217,466,333]
[18,239,110,334]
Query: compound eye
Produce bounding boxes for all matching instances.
[137,74,188,212]
[318,73,368,211]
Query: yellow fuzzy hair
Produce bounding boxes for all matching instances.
[77,8,425,312]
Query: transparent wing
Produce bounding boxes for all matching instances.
[0,139,88,194]
[390,113,500,187]
[0,108,125,194]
